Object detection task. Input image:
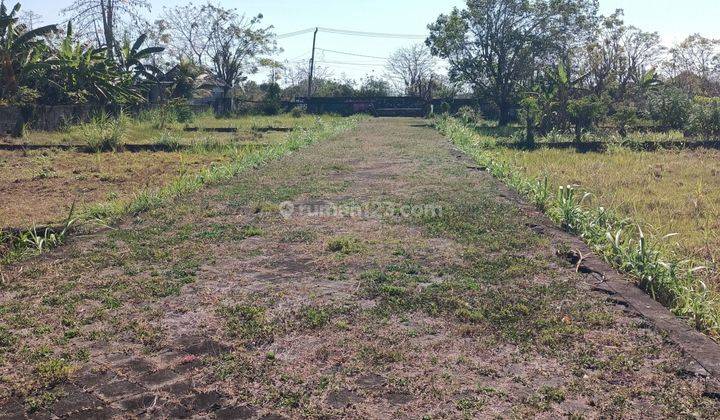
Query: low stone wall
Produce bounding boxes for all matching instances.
[0,105,97,135]
[0,106,22,135]
[303,97,486,117]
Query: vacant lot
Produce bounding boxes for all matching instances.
[0,114,334,229]
[0,118,717,418]
[492,146,720,266]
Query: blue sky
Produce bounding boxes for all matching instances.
[17,0,720,83]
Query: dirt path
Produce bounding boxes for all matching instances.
[1,118,718,418]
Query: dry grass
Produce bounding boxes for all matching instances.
[0,114,329,147]
[491,146,720,266]
[0,114,341,229]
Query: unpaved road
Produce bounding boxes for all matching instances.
[1,118,718,418]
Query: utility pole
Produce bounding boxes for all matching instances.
[307,27,319,98]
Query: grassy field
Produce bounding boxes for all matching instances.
[0,114,342,229]
[492,147,720,266]
[0,112,324,147]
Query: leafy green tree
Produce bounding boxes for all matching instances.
[688,97,720,138]
[427,0,598,126]
[358,75,391,97]
[43,23,143,104]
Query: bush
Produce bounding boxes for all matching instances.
[567,96,607,141]
[519,97,540,144]
[456,105,483,126]
[688,97,720,138]
[440,102,451,114]
[612,103,638,138]
[262,83,282,116]
[647,86,691,130]
[79,114,126,152]
[155,131,182,151]
[174,101,194,123]
[139,99,194,128]
[291,106,305,118]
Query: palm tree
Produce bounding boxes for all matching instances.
[0,1,56,100]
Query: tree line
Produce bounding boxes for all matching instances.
[0,0,276,108]
[3,0,719,133]
[1,0,459,112]
[427,0,720,138]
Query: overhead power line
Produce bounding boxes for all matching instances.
[317,48,388,60]
[318,27,425,39]
[277,27,425,40]
[316,60,386,67]
[277,28,316,39]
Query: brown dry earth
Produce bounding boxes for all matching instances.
[0,118,718,418]
[0,149,226,228]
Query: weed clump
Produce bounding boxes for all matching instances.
[79,114,126,152]
[327,235,362,254]
[219,305,274,344]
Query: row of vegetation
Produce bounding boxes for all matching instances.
[0,0,462,117]
[1,0,279,111]
[427,0,720,140]
[436,116,720,337]
[0,2,165,106]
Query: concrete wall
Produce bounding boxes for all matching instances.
[0,106,22,135]
[0,105,97,135]
[304,97,482,117]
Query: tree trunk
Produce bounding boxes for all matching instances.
[498,104,511,126]
[574,123,582,142]
[525,115,535,146]
[101,0,115,60]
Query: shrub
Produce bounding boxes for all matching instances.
[155,131,182,151]
[140,99,194,128]
[79,114,126,152]
[456,105,483,126]
[262,83,282,115]
[688,97,720,138]
[647,86,691,131]
[612,103,638,138]
[440,102,451,114]
[174,101,194,123]
[567,96,607,141]
[519,97,540,145]
[291,106,305,118]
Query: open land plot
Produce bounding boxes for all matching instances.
[0,118,717,418]
[0,114,338,230]
[490,146,720,279]
[0,114,326,147]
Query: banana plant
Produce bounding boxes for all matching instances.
[46,22,143,104]
[117,33,164,81]
[535,63,590,134]
[0,1,56,100]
